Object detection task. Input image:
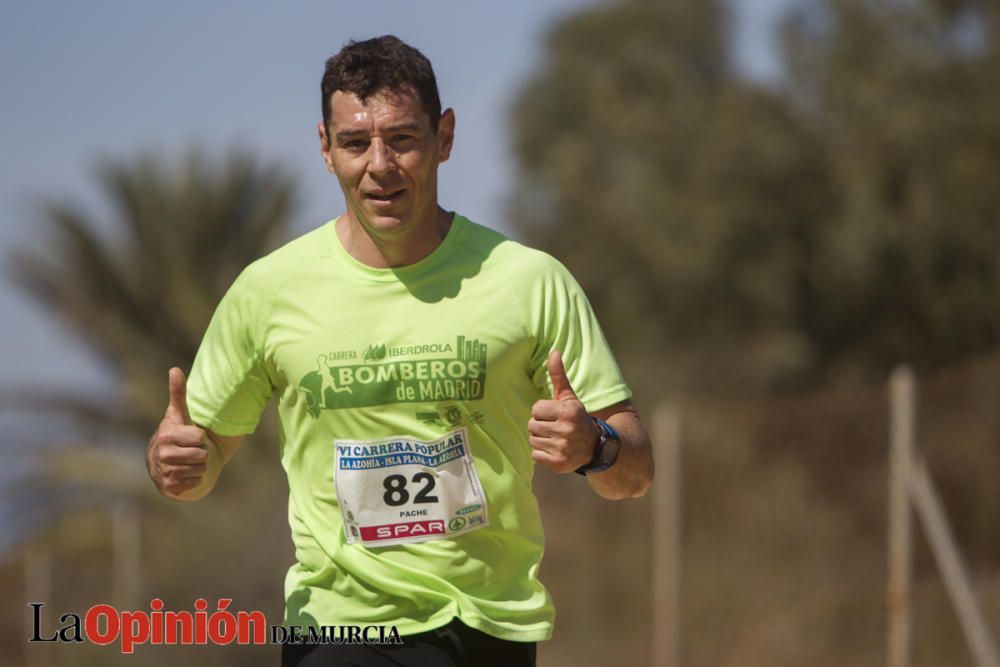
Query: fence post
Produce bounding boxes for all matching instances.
[112,502,141,612]
[909,457,1000,667]
[652,404,682,667]
[887,366,914,667]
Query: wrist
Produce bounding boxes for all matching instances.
[574,417,622,475]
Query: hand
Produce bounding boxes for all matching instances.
[147,367,209,497]
[528,350,600,473]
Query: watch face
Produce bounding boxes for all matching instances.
[598,434,622,468]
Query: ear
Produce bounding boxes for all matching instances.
[317,121,336,174]
[436,108,456,163]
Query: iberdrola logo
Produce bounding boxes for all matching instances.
[298,336,487,416]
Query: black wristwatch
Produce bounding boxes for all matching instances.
[574,417,622,475]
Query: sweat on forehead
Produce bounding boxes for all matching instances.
[328,89,431,131]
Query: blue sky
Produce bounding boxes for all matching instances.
[0,0,801,441]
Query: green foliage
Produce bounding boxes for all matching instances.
[783,0,1000,378]
[3,152,297,667]
[8,151,295,436]
[510,2,1000,665]
[510,0,1000,392]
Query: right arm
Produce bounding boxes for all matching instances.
[146,367,246,501]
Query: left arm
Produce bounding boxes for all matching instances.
[528,351,654,500]
[588,400,654,499]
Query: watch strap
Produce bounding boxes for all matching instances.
[574,417,621,475]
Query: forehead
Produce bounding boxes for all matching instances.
[329,88,430,131]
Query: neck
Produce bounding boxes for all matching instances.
[337,206,454,269]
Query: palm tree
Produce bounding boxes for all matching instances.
[3,150,297,667]
[8,150,295,436]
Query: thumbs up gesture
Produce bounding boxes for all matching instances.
[528,350,601,473]
[146,367,210,498]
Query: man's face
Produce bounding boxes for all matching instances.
[319,87,454,237]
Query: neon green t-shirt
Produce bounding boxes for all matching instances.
[186,214,631,642]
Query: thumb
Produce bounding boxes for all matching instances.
[548,350,578,401]
[166,367,191,424]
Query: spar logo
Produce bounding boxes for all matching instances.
[361,519,446,542]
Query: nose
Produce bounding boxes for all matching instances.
[367,138,394,176]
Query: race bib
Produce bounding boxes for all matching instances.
[334,428,489,547]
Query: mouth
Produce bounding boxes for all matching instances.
[364,188,406,204]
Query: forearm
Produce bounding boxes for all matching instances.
[585,411,654,500]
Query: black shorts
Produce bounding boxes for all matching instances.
[280,617,536,667]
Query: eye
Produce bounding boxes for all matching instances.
[341,139,369,151]
[390,134,417,147]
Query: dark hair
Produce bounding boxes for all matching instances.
[321,35,442,134]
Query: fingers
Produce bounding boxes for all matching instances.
[150,439,208,495]
[158,461,207,479]
[529,352,595,474]
[529,435,577,473]
[157,421,207,449]
[531,398,585,422]
[159,475,203,496]
[528,396,600,473]
[527,416,575,438]
[157,440,209,465]
[547,350,577,401]
[149,399,208,497]
[150,438,208,495]
[165,367,191,425]
[531,447,562,471]
[528,417,592,473]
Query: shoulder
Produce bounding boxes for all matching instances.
[234,222,332,291]
[455,215,571,279]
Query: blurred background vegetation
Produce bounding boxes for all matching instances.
[3,0,1000,665]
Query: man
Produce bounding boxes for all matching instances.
[146,35,653,667]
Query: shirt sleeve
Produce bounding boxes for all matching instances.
[520,251,632,412]
[186,262,275,436]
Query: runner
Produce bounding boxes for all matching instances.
[146,35,653,667]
